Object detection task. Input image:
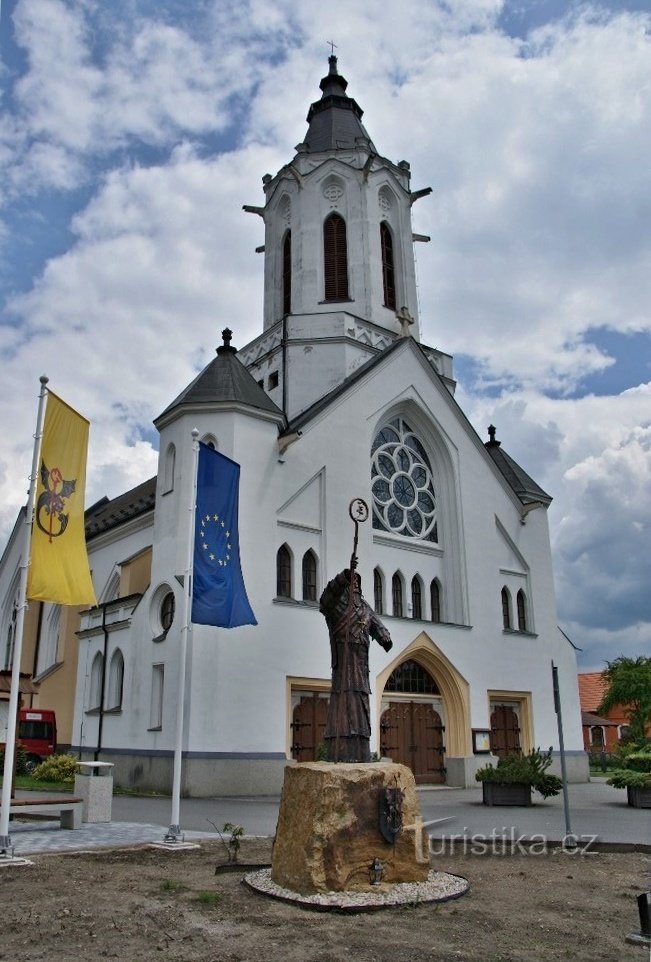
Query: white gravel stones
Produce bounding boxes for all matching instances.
[243,868,469,912]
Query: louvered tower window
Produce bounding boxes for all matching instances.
[380,222,396,309]
[323,213,349,300]
[282,230,291,314]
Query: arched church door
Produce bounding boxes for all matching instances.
[380,660,446,784]
[490,705,521,757]
[291,693,329,761]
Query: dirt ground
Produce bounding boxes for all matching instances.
[0,839,648,962]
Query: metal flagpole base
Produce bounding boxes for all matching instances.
[149,825,200,851]
[0,836,34,867]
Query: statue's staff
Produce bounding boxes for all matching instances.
[333,499,370,761]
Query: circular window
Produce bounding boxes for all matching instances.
[371,418,437,542]
[160,591,175,631]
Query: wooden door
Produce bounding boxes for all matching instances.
[490,705,521,757]
[380,701,446,784]
[291,694,329,761]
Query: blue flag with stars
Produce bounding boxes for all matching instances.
[192,443,257,628]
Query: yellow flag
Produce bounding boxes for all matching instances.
[27,391,97,606]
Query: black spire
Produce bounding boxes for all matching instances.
[300,57,376,154]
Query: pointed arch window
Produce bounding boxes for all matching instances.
[277,545,292,598]
[385,659,440,694]
[282,230,292,314]
[163,443,175,494]
[501,587,512,630]
[517,590,527,632]
[411,576,422,619]
[430,579,441,624]
[302,550,317,602]
[107,649,124,710]
[392,573,403,617]
[380,221,396,310]
[373,568,384,614]
[371,417,437,542]
[323,213,349,301]
[89,652,104,711]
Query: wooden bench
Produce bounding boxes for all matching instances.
[5,797,83,829]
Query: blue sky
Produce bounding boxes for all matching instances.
[1,0,649,670]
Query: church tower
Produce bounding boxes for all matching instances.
[239,57,434,419]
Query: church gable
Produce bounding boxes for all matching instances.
[277,468,325,533]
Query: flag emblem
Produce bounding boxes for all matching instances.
[199,513,232,566]
[36,462,77,540]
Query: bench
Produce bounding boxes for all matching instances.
[5,797,83,829]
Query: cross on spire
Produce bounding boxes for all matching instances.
[327,40,338,56]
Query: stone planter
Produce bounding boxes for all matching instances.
[626,785,651,809]
[482,782,532,807]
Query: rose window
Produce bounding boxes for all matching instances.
[371,418,437,541]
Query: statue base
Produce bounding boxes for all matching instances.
[271,762,430,894]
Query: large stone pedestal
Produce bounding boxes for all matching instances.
[272,762,429,894]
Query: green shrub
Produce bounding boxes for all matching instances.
[607,745,651,790]
[607,769,651,790]
[32,753,78,783]
[0,742,29,776]
[475,747,563,799]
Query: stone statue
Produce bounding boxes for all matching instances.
[320,560,393,763]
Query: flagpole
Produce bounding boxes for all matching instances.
[1,376,49,858]
[165,428,200,842]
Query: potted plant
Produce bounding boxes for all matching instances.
[475,747,563,806]
[607,748,651,808]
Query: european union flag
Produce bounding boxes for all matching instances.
[192,443,257,628]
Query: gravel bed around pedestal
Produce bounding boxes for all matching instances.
[243,869,469,912]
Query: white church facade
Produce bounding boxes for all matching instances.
[1,58,588,795]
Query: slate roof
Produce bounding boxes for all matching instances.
[155,329,282,425]
[301,56,376,154]
[484,426,552,505]
[85,476,156,540]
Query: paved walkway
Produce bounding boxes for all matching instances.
[4,778,649,858]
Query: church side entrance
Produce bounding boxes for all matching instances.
[290,691,329,761]
[379,659,446,784]
[489,703,521,756]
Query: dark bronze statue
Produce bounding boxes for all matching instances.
[320,558,393,763]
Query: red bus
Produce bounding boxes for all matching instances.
[17,709,57,771]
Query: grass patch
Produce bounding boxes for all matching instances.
[1,774,73,793]
[194,890,223,905]
[159,879,187,893]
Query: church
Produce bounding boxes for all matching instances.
[1,57,587,795]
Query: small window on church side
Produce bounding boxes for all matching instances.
[277,545,292,598]
[392,573,403,617]
[501,587,512,630]
[269,371,279,390]
[302,550,317,601]
[430,579,441,623]
[411,576,422,619]
[373,568,384,614]
[517,589,527,631]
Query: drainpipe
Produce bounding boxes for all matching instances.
[281,313,288,415]
[94,605,109,762]
[31,602,44,684]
